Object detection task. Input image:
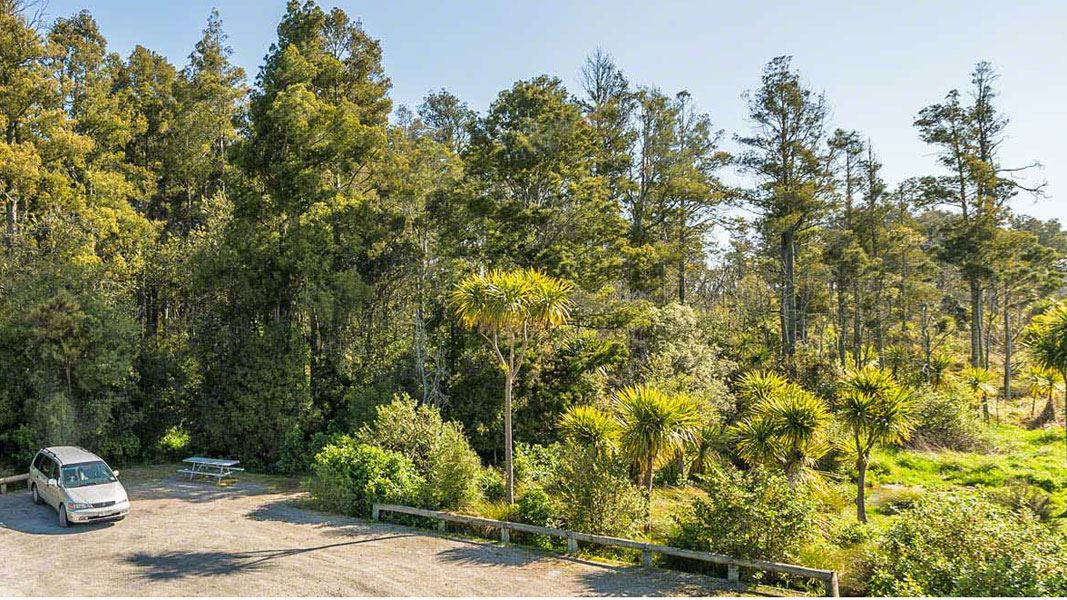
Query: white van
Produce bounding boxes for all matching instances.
[29,447,130,527]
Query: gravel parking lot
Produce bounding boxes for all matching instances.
[0,467,729,596]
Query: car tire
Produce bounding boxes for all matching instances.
[58,505,70,528]
[31,484,42,505]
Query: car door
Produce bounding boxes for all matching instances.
[40,457,60,507]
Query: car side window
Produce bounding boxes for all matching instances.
[32,453,45,473]
[43,458,57,480]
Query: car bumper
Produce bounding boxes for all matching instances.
[68,500,130,523]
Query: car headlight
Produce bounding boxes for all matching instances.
[68,502,92,510]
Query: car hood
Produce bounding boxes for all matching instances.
[64,481,128,505]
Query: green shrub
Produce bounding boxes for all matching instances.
[358,394,482,509]
[157,426,191,460]
[908,389,986,451]
[989,482,1055,521]
[480,467,506,502]
[670,465,816,563]
[552,442,643,537]
[275,426,334,475]
[308,438,423,517]
[513,442,564,488]
[864,491,1067,596]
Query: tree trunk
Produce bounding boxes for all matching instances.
[1002,287,1011,411]
[855,455,868,523]
[781,230,797,358]
[1062,369,1067,471]
[504,372,515,504]
[969,278,983,368]
[643,452,654,532]
[836,281,847,368]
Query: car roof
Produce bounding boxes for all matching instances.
[43,446,102,465]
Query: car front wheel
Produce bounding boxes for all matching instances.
[31,484,42,505]
[58,505,70,528]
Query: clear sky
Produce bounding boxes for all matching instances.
[41,0,1067,222]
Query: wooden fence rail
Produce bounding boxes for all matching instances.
[0,473,29,495]
[373,503,839,597]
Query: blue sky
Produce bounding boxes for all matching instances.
[41,0,1066,222]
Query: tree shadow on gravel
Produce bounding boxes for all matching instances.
[435,541,552,568]
[575,564,735,597]
[125,535,410,581]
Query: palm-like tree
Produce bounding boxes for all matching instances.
[961,367,997,422]
[735,369,788,414]
[559,404,619,460]
[614,384,701,531]
[734,383,830,486]
[1025,301,1067,468]
[836,367,914,522]
[451,268,574,503]
[1025,365,1061,419]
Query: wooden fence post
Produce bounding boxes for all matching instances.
[500,526,510,543]
[371,505,380,520]
[1,482,6,495]
[642,548,653,567]
[566,535,577,554]
[437,519,446,532]
[826,572,840,597]
[727,564,739,587]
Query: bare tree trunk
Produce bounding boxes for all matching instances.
[969,278,983,368]
[1002,285,1011,410]
[781,230,797,358]
[855,455,868,523]
[504,372,515,504]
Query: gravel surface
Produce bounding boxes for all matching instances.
[0,471,731,596]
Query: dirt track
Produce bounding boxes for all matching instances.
[0,469,729,596]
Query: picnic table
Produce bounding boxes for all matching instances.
[178,456,244,484]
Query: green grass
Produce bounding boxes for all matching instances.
[867,421,1067,527]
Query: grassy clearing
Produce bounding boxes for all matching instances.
[867,418,1067,528]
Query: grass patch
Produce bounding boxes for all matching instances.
[868,421,1067,527]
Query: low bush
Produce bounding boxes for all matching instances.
[513,442,564,489]
[670,464,816,563]
[308,438,423,517]
[989,482,1055,521]
[552,442,642,537]
[358,395,482,509]
[864,491,1067,596]
[157,425,191,460]
[907,389,987,451]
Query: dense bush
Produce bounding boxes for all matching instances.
[308,438,424,517]
[670,465,816,562]
[907,389,987,451]
[357,395,482,509]
[513,442,565,489]
[865,491,1067,596]
[552,442,643,537]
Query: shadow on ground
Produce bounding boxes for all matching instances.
[125,535,411,581]
[576,564,734,597]
[0,491,118,535]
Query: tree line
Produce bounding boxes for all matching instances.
[0,0,1063,479]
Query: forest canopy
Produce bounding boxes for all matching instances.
[1,1,1066,595]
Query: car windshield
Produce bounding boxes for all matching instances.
[61,461,116,488]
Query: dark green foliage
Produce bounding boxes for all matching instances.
[308,438,423,517]
[865,491,1067,596]
[670,465,816,562]
[357,395,482,509]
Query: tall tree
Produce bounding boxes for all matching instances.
[737,56,829,360]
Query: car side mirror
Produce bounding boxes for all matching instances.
[113,470,120,478]
[47,478,57,487]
